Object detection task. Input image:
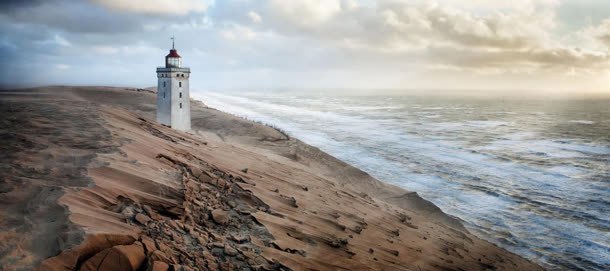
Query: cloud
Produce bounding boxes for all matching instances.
[0,0,47,10]
[246,0,609,75]
[0,0,609,92]
[267,0,343,27]
[90,0,208,15]
[92,46,119,55]
[248,11,262,24]
[1,1,144,34]
[424,46,608,71]
[55,64,70,70]
[221,24,258,41]
[589,19,610,48]
[35,35,71,47]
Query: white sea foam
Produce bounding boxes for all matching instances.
[569,120,595,124]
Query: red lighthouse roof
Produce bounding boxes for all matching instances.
[166,49,181,58]
[165,36,183,68]
[166,36,181,58]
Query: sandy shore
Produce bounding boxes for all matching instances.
[0,86,543,271]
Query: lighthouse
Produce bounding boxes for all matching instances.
[156,37,191,131]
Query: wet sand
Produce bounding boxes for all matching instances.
[0,86,543,270]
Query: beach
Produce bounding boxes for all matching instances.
[0,86,543,271]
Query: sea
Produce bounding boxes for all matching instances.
[193,90,610,271]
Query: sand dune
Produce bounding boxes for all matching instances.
[0,86,543,270]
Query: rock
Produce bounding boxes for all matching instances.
[224,245,238,256]
[150,261,169,271]
[195,258,206,268]
[221,261,235,270]
[135,213,151,225]
[140,236,157,254]
[207,261,219,271]
[150,250,172,264]
[157,242,173,256]
[211,242,224,248]
[38,234,137,271]
[328,237,348,248]
[241,168,248,173]
[197,236,208,245]
[202,250,215,262]
[216,178,227,189]
[191,167,202,178]
[288,197,298,208]
[121,206,136,218]
[211,209,229,225]
[143,205,162,220]
[211,247,224,256]
[170,232,183,243]
[80,243,146,271]
[171,264,194,271]
[230,234,248,243]
[168,220,181,231]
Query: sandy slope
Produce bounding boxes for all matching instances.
[0,86,543,271]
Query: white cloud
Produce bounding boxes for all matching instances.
[253,0,608,75]
[248,11,262,24]
[91,0,208,15]
[91,44,161,56]
[36,35,71,47]
[55,64,70,70]
[221,24,258,41]
[588,19,610,48]
[92,46,119,55]
[267,0,343,26]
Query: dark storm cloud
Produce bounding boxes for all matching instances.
[0,0,46,9]
[1,0,143,34]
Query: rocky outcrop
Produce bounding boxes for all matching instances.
[79,243,145,271]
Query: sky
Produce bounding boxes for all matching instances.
[1,0,610,97]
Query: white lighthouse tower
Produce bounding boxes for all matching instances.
[156,37,191,131]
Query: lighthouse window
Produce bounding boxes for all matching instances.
[179,82,182,87]
[181,74,185,77]
[180,103,182,109]
[163,81,166,87]
[179,92,182,98]
[163,92,165,98]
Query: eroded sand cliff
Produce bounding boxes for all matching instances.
[0,87,543,271]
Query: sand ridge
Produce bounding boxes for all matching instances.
[0,87,543,271]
